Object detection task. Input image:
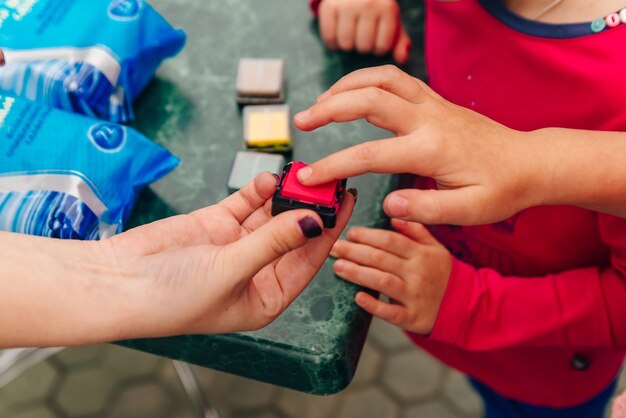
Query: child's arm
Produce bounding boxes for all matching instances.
[295,65,626,222]
[332,217,626,350]
[310,0,411,64]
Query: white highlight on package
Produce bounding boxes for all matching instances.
[0,0,40,27]
[0,96,15,128]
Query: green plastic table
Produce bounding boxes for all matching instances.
[121,0,425,395]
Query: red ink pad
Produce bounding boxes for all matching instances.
[272,162,346,228]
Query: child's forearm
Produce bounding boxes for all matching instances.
[527,128,626,217]
[0,232,146,348]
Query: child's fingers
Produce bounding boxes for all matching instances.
[337,8,358,51]
[391,219,439,245]
[393,28,411,64]
[293,136,432,188]
[384,187,487,225]
[347,227,417,259]
[318,65,428,105]
[295,88,416,135]
[355,14,377,53]
[355,292,408,326]
[333,259,405,300]
[331,239,405,276]
[374,7,398,55]
[319,2,338,49]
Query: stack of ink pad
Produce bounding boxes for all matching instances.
[229,59,347,229]
[228,58,291,193]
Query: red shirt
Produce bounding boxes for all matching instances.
[311,0,626,407]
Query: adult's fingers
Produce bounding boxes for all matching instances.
[273,190,356,302]
[215,172,276,224]
[295,87,417,134]
[319,1,338,49]
[393,27,412,64]
[355,14,378,53]
[224,209,324,280]
[336,8,358,51]
[383,187,493,226]
[296,136,432,186]
[317,65,427,104]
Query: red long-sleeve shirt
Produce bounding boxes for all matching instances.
[311,0,626,407]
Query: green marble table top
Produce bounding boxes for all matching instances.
[121,0,425,395]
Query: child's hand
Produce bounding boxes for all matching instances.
[317,0,411,64]
[330,218,453,334]
[295,65,539,226]
[613,391,626,418]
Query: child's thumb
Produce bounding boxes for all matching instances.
[224,210,324,279]
[393,27,411,65]
[383,188,484,226]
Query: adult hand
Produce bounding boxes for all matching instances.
[294,65,541,226]
[318,0,411,64]
[109,172,356,336]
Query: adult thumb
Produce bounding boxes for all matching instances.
[383,188,490,226]
[223,210,324,279]
[393,27,411,65]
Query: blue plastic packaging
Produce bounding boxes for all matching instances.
[0,0,186,123]
[0,94,179,240]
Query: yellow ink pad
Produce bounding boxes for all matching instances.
[243,105,292,152]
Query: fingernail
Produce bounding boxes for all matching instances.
[334,259,346,272]
[272,172,280,183]
[387,195,408,217]
[297,166,313,183]
[294,110,311,124]
[299,216,323,238]
[317,90,332,102]
[347,188,358,202]
[330,242,340,258]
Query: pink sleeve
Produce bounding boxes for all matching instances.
[429,214,626,351]
[310,0,322,15]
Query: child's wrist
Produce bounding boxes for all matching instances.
[513,129,553,210]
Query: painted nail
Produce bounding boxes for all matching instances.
[387,195,408,217]
[347,188,358,202]
[298,216,323,238]
[317,90,332,102]
[297,166,313,183]
[294,110,311,124]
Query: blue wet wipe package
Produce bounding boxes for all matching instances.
[0,0,186,123]
[0,94,179,240]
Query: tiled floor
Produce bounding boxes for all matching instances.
[0,319,623,418]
